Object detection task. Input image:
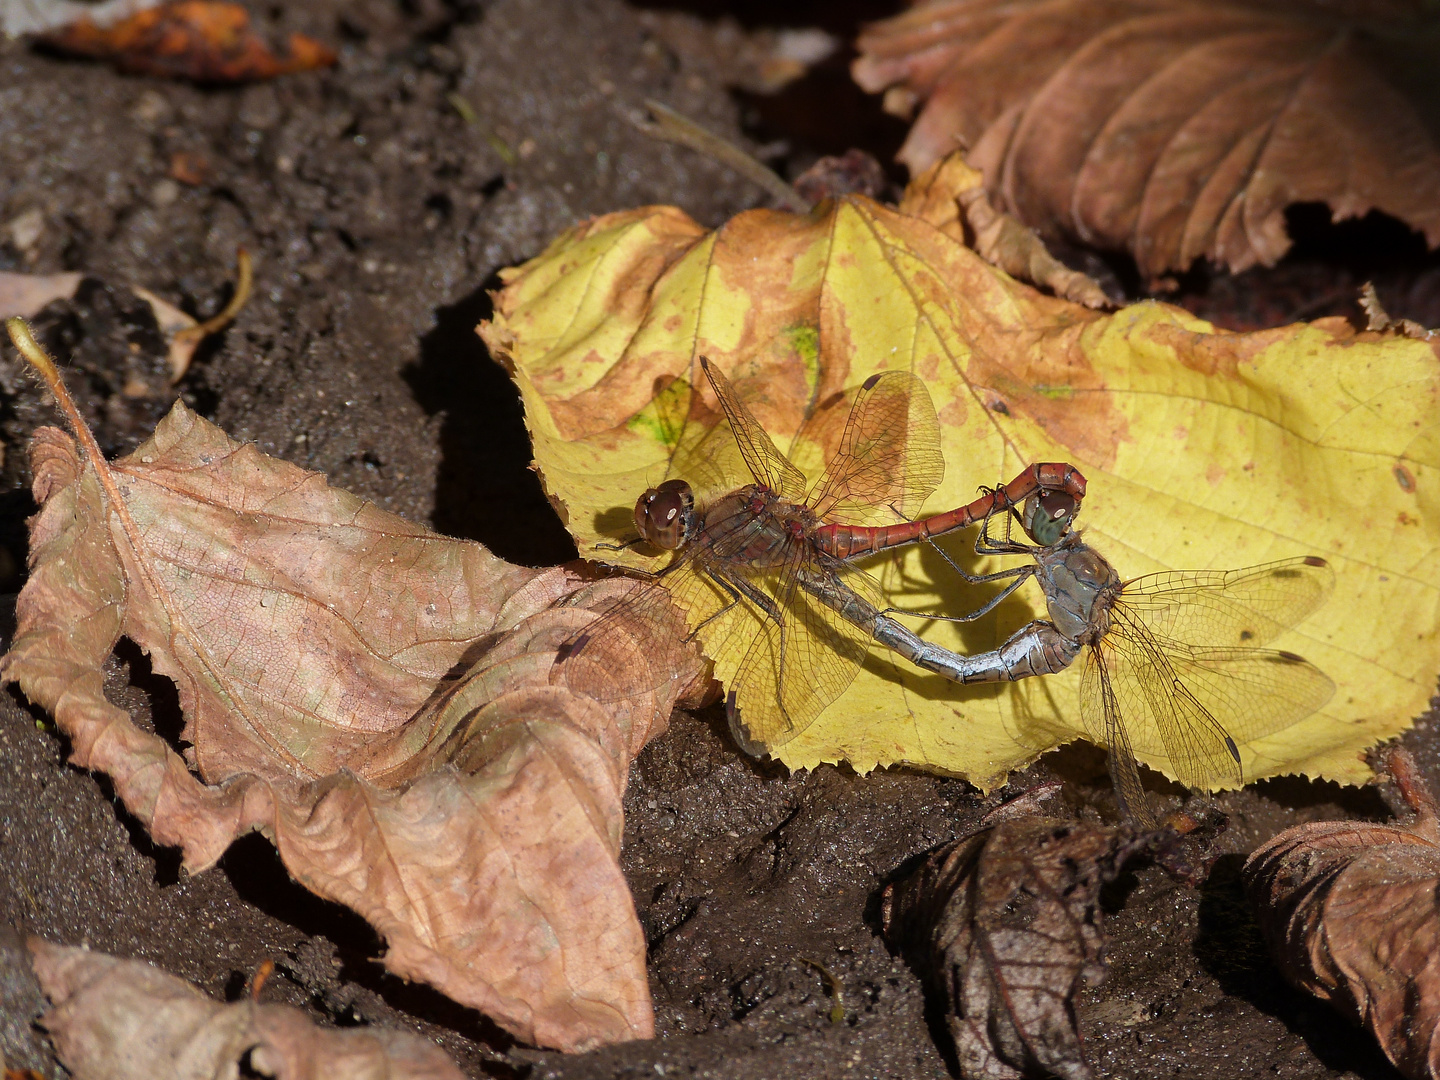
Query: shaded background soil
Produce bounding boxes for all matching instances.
[1,1,1438,1077]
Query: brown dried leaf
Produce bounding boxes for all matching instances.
[0,326,706,1050]
[1360,281,1436,340]
[882,810,1154,1080]
[27,938,466,1080]
[853,0,1440,278]
[901,153,1110,308]
[38,0,337,83]
[0,272,84,319]
[1244,747,1440,1080]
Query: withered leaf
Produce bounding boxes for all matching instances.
[853,0,1440,278]
[901,154,1110,308]
[1,319,707,1051]
[883,810,1155,1080]
[1244,747,1440,1080]
[38,0,337,83]
[27,938,466,1080]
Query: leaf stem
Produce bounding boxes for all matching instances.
[637,100,810,213]
[5,317,112,475]
[174,246,253,346]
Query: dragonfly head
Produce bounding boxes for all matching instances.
[635,479,696,551]
[1021,488,1080,546]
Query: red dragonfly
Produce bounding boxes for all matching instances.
[555,355,1086,755]
[933,489,1335,825]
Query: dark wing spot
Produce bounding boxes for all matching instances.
[1303,555,1329,568]
[1224,736,1240,764]
[862,373,882,391]
[1275,651,1307,664]
[555,632,591,664]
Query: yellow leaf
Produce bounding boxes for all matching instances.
[480,156,1440,791]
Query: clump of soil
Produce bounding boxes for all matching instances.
[0,1,1434,1077]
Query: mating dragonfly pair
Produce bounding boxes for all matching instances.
[555,357,1333,827]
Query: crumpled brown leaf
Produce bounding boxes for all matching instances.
[1244,747,1440,1080]
[27,938,466,1080]
[901,153,1110,308]
[882,800,1158,1080]
[1,321,706,1051]
[853,0,1440,279]
[38,0,337,83]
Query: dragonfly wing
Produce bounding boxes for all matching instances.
[724,545,873,755]
[668,413,759,504]
[555,510,773,702]
[1118,557,1334,649]
[807,370,946,526]
[1080,647,1159,828]
[1098,603,1334,791]
[699,357,808,501]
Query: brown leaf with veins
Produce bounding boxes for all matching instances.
[882,805,1156,1080]
[0,321,706,1051]
[853,0,1440,278]
[1244,747,1440,1080]
[27,938,466,1079]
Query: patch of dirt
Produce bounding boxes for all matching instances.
[0,1,1434,1078]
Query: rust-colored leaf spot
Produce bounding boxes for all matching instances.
[853,0,1440,279]
[39,1,337,83]
[1245,746,1440,1080]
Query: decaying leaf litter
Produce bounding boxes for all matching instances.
[8,2,1440,1080]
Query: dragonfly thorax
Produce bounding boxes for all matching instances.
[1035,534,1121,644]
[634,478,697,551]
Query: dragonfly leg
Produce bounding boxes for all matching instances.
[710,567,802,738]
[973,494,1040,557]
[878,560,1035,624]
[685,571,746,641]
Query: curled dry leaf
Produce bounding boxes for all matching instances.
[27,938,465,1080]
[852,0,1440,278]
[1,322,707,1050]
[38,0,337,83]
[882,811,1155,1079]
[904,154,1109,308]
[480,163,1440,789]
[1360,282,1436,341]
[0,248,249,382]
[1244,747,1440,1079]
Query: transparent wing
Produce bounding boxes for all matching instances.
[807,370,946,527]
[667,409,761,506]
[1118,557,1334,649]
[1084,601,1335,793]
[1080,648,1158,828]
[723,544,875,755]
[553,508,776,704]
[699,357,807,502]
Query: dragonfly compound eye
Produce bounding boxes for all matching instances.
[634,479,695,550]
[1024,490,1079,546]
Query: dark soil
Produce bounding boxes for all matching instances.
[0,2,1436,1078]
